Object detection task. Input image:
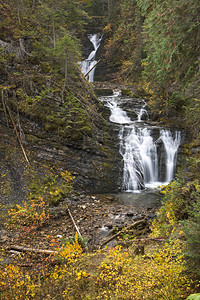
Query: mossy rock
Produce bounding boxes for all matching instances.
[121,89,133,97]
[94,89,113,96]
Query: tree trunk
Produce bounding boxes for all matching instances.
[61,57,68,103]
[52,0,56,48]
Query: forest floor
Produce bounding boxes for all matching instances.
[0,192,158,266]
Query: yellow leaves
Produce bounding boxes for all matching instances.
[57,233,82,263]
[103,23,112,34]
[60,170,74,183]
[76,271,90,281]
[0,239,194,299]
[6,197,49,230]
[94,240,193,299]
[141,61,147,67]
[160,189,167,194]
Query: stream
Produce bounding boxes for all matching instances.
[100,92,182,207]
[81,33,183,208]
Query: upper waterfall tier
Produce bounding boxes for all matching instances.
[81,33,102,82]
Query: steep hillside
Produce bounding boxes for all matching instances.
[0,0,121,206]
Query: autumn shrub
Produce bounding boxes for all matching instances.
[0,233,88,299]
[56,233,83,264]
[151,178,200,237]
[6,167,74,229]
[94,240,192,300]
[0,238,196,299]
[0,264,38,299]
[27,167,74,206]
[182,195,200,278]
[6,196,49,230]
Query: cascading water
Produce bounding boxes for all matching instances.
[101,92,182,192]
[81,33,102,82]
[158,130,181,182]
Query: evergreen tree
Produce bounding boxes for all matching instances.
[137,0,200,98]
[182,196,200,278]
[104,0,142,82]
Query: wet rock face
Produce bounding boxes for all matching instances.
[30,138,122,194]
[0,100,123,207]
[82,37,94,59]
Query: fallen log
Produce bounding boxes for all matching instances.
[118,236,167,247]
[100,218,147,248]
[84,59,101,78]
[6,245,58,255]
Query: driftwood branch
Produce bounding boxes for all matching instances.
[67,208,82,237]
[67,208,88,250]
[84,59,101,78]
[7,245,58,255]
[100,218,147,248]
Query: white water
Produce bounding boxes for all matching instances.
[81,33,102,82]
[101,92,182,192]
[158,130,181,182]
[105,98,132,124]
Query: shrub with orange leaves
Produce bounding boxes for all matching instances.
[6,196,49,230]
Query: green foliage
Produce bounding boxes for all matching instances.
[187,294,200,300]
[184,97,200,138]
[104,0,142,82]
[0,0,100,143]
[136,0,200,118]
[151,178,200,237]
[138,0,199,84]
[182,194,200,277]
[27,167,74,206]
[61,235,88,250]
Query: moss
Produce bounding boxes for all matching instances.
[121,89,133,97]
[26,134,41,144]
[0,179,12,198]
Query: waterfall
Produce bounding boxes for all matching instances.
[119,126,159,191]
[137,100,149,122]
[81,33,102,82]
[104,97,132,124]
[101,93,182,192]
[158,130,182,182]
